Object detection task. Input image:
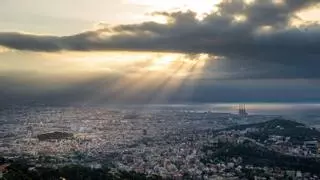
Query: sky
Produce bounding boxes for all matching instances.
[1,0,320,105]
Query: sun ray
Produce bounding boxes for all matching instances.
[83,54,174,103]
[69,52,209,104]
[84,60,157,104]
[143,54,209,105]
[114,54,182,100]
[144,61,188,104]
[172,55,208,102]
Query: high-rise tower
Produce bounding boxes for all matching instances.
[238,104,248,116]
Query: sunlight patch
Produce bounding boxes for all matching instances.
[126,0,222,20]
[290,5,320,27]
[255,25,274,35]
[296,5,320,23]
[244,0,255,5]
[233,14,247,23]
[272,0,285,6]
[0,46,11,53]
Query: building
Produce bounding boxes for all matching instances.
[238,104,248,117]
[304,141,319,154]
[143,129,147,136]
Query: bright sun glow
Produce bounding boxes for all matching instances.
[44,52,209,76]
[148,54,180,70]
[127,0,221,16]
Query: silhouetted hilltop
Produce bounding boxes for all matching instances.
[258,118,304,129]
[226,119,320,142]
[228,118,303,130]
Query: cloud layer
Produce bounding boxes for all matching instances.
[0,1,318,51]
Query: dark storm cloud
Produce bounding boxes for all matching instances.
[0,0,318,52]
[1,0,320,79]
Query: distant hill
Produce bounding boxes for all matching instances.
[226,119,320,142]
[37,132,73,141]
[202,119,320,175]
